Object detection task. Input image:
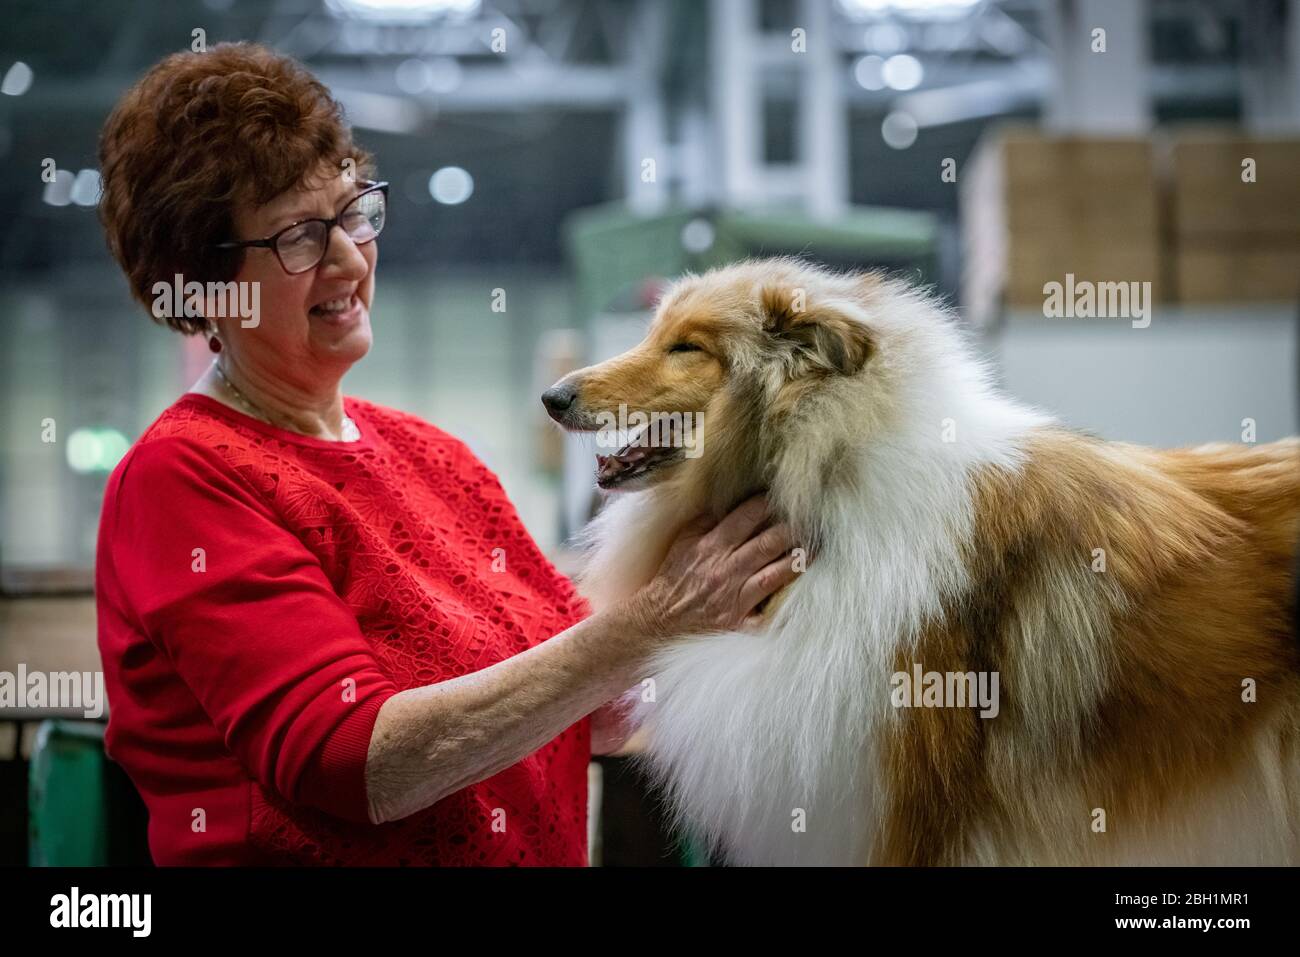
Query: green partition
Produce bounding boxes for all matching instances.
[28,720,110,866]
[564,203,940,322]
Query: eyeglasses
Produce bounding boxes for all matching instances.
[213,181,389,275]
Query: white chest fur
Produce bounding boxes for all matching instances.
[578,385,1044,865]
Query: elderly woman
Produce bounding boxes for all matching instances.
[93,43,797,866]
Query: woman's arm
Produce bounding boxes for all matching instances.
[364,495,799,824]
[366,600,656,822]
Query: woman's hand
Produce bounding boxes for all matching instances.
[366,495,804,822]
[625,494,803,640]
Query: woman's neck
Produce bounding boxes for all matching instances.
[193,356,354,441]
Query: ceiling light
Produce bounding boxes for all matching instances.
[71,170,101,207]
[854,55,886,91]
[326,0,480,21]
[2,61,33,96]
[882,54,924,91]
[840,0,979,20]
[881,111,919,149]
[429,166,473,204]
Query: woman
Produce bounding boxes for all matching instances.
[94,42,799,866]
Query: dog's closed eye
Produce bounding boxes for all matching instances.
[668,342,703,354]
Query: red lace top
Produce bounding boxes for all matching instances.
[95,392,591,865]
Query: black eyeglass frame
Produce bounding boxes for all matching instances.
[212,180,389,275]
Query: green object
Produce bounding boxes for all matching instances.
[28,720,110,866]
[564,202,940,320]
[680,833,712,867]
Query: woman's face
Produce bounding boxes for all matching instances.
[218,169,377,387]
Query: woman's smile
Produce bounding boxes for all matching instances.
[308,292,365,327]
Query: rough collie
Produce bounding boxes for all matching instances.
[544,258,1300,865]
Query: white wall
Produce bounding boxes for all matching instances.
[984,305,1299,447]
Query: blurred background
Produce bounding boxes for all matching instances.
[1,0,1297,865]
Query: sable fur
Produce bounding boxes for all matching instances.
[550,258,1300,865]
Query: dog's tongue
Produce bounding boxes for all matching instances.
[595,429,647,481]
[595,423,658,483]
[595,453,625,483]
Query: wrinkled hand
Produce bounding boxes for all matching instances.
[630,494,804,638]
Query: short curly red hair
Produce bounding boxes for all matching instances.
[98,42,375,334]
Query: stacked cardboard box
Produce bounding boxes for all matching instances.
[1169,130,1300,303]
[962,127,1300,323]
[962,128,1162,327]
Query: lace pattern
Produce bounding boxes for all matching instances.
[147,395,592,866]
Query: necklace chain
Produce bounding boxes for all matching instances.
[211,359,360,442]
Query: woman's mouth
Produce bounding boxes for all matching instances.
[309,294,363,325]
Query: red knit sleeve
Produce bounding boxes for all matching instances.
[107,436,398,823]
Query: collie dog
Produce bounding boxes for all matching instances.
[543,258,1300,865]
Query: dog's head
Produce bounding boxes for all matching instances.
[543,259,877,495]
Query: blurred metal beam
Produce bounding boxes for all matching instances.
[802,0,848,219]
[709,0,847,214]
[1241,0,1300,132]
[894,72,1046,130]
[1042,0,1151,133]
[3,69,626,121]
[623,0,669,212]
[711,0,761,207]
[321,62,626,112]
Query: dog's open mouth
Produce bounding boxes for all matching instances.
[594,419,687,490]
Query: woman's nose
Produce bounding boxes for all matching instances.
[321,224,370,277]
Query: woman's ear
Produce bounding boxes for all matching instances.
[760,283,873,376]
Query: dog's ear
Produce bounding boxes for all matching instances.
[760,284,873,376]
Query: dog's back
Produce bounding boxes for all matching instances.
[882,430,1300,865]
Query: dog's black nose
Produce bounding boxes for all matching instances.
[541,383,577,418]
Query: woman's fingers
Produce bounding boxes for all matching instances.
[736,551,803,617]
[647,494,812,636]
[701,494,769,553]
[729,522,796,577]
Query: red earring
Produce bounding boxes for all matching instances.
[209,335,221,353]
